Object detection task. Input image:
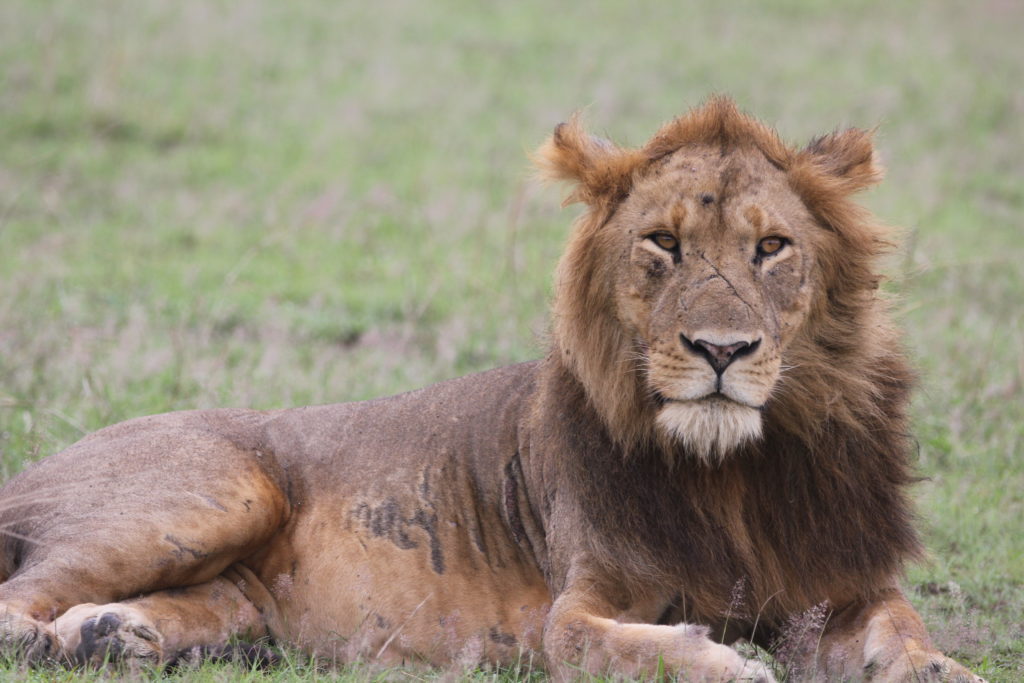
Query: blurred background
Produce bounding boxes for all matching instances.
[0,0,1020,679]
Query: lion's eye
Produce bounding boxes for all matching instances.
[757,236,787,257]
[650,233,678,252]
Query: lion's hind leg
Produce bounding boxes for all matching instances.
[0,419,291,665]
[54,566,273,668]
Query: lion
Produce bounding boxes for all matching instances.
[0,97,983,682]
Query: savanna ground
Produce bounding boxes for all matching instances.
[0,1,1021,680]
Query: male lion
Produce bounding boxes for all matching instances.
[0,98,982,681]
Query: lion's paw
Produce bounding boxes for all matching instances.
[55,602,163,666]
[701,641,777,683]
[732,657,777,683]
[0,606,57,661]
[873,650,986,683]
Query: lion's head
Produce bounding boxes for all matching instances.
[537,97,902,463]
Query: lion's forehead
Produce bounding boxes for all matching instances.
[627,147,803,237]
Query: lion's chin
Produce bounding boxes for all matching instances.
[656,398,763,464]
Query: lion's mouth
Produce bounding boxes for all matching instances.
[654,391,763,411]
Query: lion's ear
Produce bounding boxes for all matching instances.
[533,115,644,207]
[802,127,884,193]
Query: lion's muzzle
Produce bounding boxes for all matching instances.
[649,327,778,461]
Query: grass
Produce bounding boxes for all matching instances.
[1,0,1021,679]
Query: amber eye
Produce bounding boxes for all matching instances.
[757,236,786,257]
[651,233,678,251]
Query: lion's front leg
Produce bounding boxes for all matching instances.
[806,587,984,682]
[543,571,774,682]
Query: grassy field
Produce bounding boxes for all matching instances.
[1,0,1021,679]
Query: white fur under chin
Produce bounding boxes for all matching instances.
[656,399,763,464]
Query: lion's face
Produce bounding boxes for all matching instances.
[538,97,886,463]
[612,146,816,459]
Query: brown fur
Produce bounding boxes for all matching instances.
[0,98,982,681]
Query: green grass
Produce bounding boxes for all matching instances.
[1,0,1021,679]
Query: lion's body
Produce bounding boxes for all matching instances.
[0,363,550,665]
[0,99,982,681]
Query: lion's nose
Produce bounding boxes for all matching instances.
[680,334,761,375]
